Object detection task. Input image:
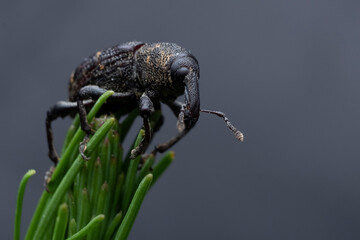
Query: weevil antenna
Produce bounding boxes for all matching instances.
[200,109,244,142]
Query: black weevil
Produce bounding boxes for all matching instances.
[46,41,243,164]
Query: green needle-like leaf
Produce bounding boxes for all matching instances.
[24,91,176,240]
[110,125,121,172]
[102,156,118,233]
[116,145,124,183]
[45,220,56,240]
[101,137,110,181]
[24,191,50,240]
[61,118,78,155]
[52,203,69,240]
[67,218,77,237]
[32,117,115,240]
[115,174,153,240]
[104,212,123,240]
[112,173,124,217]
[14,169,36,240]
[77,188,90,231]
[121,130,144,213]
[88,183,108,240]
[86,148,99,191]
[151,151,174,187]
[75,164,88,221]
[65,214,105,240]
[67,192,76,226]
[136,154,155,187]
[90,158,103,215]
[122,128,143,173]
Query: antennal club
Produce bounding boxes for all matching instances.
[200,109,244,142]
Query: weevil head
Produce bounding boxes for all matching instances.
[135,43,201,129]
[170,55,200,129]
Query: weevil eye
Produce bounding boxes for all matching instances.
[175,67,189,78]
[171,66,189,81]
[171,58,190,81]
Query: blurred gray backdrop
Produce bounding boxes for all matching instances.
[1,1,360,239]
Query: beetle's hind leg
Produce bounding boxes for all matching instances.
[46,101,92,164]
[77,85,135,160]
[76,98,93,160]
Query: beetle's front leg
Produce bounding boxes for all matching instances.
[152,101,189,155]
[131,93,154,159]
[77,85,134,160]
[154,128,188,154]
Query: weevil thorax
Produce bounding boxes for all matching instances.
[135,43,199,102]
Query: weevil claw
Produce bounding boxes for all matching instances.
[79,135,91,160]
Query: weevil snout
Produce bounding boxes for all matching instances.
[171,55,243,141]
[171,56,200,130]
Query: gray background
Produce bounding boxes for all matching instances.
[1,1,360,239]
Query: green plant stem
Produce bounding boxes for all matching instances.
[25,191,50,240]
[90,158,103,212]
[52,203,69,240]
[67,219,77,237]
[104,212,123,240]
[32,117,115,240]
[115,174,153,240]
[61,118,78,155]
[88,183,108,240]
[65,215,105,240]
[75,165,88,222]
[67,192,76,224]
[14,169,36,240]
[151,151,174,187]
[136,154,155,187]
[77,188,90,231]
[112,173,124,217]
[102,156,118,234]
[121,130,144,213]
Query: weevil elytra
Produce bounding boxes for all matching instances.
[46,41,243,164]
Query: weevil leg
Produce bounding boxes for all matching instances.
[77,85,135,160]
[167,100,183,116]
[77,85,133,134]
[46,100,93,164]
[77,98,94,135]
[149,106,164,135]
[131,117,151,159]
[151,101,189,155]
[139,105,164,166]
[43,166,55,192]
[131,93,154,159]
[79,134,91,160]
[153,129,188,155]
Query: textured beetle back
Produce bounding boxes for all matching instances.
[68,41,144,101]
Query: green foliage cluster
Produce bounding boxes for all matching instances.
[15,91,174,240]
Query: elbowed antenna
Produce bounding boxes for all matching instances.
[200,109,244,142]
